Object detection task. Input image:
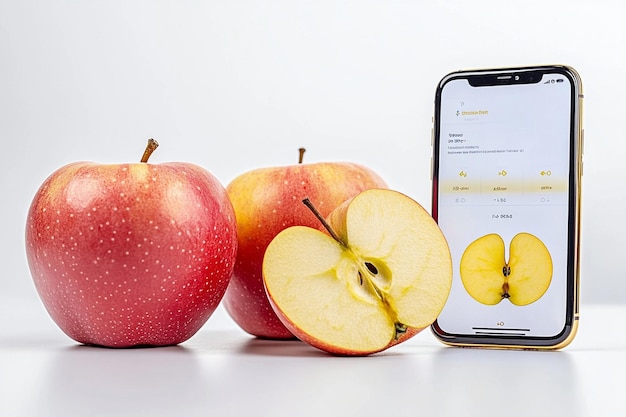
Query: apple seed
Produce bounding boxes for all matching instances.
[365,262,379,275]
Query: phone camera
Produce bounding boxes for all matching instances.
[514,75,520,81]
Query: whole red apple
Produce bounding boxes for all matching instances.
[25,139,237,347]
[223,149,387,339]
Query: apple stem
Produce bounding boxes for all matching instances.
[394,323,408,340]
[501,282,511,299]
[298,148,306,164]
[302,198,346,247]
[140,138,159,163]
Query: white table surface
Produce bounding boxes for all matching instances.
[1,295,624,417]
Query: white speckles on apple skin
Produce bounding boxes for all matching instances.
[25,162,237,348]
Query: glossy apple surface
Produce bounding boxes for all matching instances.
[262,189,453,355]
[223,151,387,339]
[25,140,237,347]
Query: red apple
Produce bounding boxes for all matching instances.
[25,139,237,348]
[223,149,387,339]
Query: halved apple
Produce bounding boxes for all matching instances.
[460,233,552,306]
[262,189,452,355]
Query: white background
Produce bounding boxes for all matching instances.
[1,3,625,417]
[1,0,624,307]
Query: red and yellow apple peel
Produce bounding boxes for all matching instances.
[26,139,237,347]
[223,149,388,339]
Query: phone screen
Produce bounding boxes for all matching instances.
[432,67,582,345]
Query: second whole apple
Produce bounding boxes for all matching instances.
[223,151,387,339]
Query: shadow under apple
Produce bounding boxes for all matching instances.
[236,336,323,357]
[26,344,211,416]
[235,333,422,358]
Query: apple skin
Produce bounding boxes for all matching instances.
[268,301,421,356]
[223,162,387,339]
[25,160,237,348]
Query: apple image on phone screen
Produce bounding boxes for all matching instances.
[460,233,552,306]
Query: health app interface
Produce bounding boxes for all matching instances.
[434,72,575,337]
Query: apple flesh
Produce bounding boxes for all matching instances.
[460,233,552,306]
[223,150,387,339]
[262,189,453,355]
[25,140,237,347]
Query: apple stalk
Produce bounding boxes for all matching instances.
[301,198,408,340]
[140,138,159,163]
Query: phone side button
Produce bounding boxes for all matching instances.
[581,128,585,155]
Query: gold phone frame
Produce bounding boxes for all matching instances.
[430,65,583,350]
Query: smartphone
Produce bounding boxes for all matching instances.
[430,65,583,349]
